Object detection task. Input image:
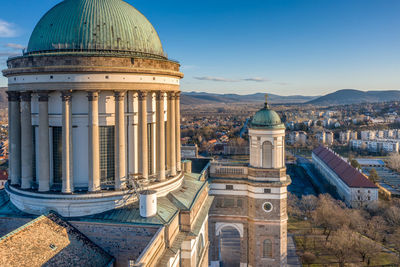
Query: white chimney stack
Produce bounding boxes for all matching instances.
[139,190,157,218]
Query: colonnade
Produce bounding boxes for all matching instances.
[6,90,182,193]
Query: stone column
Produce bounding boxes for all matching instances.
[167,92,177,176]
[61,91,73,193]
[156,92,166,181]
[114,91,126,190]
[20,92,33,189]
[87,91,100,192]
[175,92,181,172]
[138,91,148,180]
[38,92,50,192]
[7,91,21,186]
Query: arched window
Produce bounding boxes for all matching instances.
[262,141,272,168]
[263,239,273,258]
[196,234,204,265]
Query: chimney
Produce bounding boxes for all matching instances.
[139,190,157,218]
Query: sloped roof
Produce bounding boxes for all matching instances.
[0,213,113,267]
[313,146,377,188]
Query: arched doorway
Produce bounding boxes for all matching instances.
[262,141,272,168]
[219,226,241,267]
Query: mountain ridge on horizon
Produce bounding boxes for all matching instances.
[181,89,400,105]
[0,88,399,107]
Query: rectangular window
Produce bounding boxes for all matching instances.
[226,185,234,190]
[52,127,62,184]
[264,188,271,194]
[100,126,115,187]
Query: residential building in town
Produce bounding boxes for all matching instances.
[350,139,400,153]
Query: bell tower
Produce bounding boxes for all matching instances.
[209,94,291,267]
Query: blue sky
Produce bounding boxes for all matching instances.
[0,0,399,95]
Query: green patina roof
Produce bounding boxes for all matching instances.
[27,0,165,58]
[250,94,285,130]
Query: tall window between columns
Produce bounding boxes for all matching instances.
[52,127,62,184]
[100,126,115,187]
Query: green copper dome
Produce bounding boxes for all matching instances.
[26,0,165,58]
[250,95,285,130]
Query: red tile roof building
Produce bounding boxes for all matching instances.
[312,146,378,207]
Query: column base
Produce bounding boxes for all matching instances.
[21,178,33,190]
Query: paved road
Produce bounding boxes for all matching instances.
[287,234,302,266]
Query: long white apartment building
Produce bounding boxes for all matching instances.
[350,139,400,153]
[312,146,378,207]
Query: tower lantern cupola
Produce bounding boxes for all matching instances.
[249,94,286,169]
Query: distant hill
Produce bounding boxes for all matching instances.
[0,88,397,108]
[307,89,400,106]
[181,92,316,105]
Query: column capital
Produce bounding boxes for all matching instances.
[114,91,126,101]
[87,91,99,101]
[20,91,32,102]
[168,92,176,100]
[6,91,20,102]
[61,90,73,102]
[138,91,147,100]
[155,91,166,101]
[37,91,50,102]
[174,91,181,99]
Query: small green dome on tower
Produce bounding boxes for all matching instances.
[250,94,285,130]
[27,0,165,58]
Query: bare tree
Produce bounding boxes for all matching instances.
[387,152,400,172]
[312,195,350,240]
[326,227,356,267]
[353,235,381,266]
[384,206,400,227]
[299,195,318,219]
[364,216,388,242]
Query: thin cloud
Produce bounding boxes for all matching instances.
[5,43,25,50]
[0,20,17,37]
[243,77,269,82]
[194,76,239,82]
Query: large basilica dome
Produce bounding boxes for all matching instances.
[3,0,183,217]
[27,0,165,58]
